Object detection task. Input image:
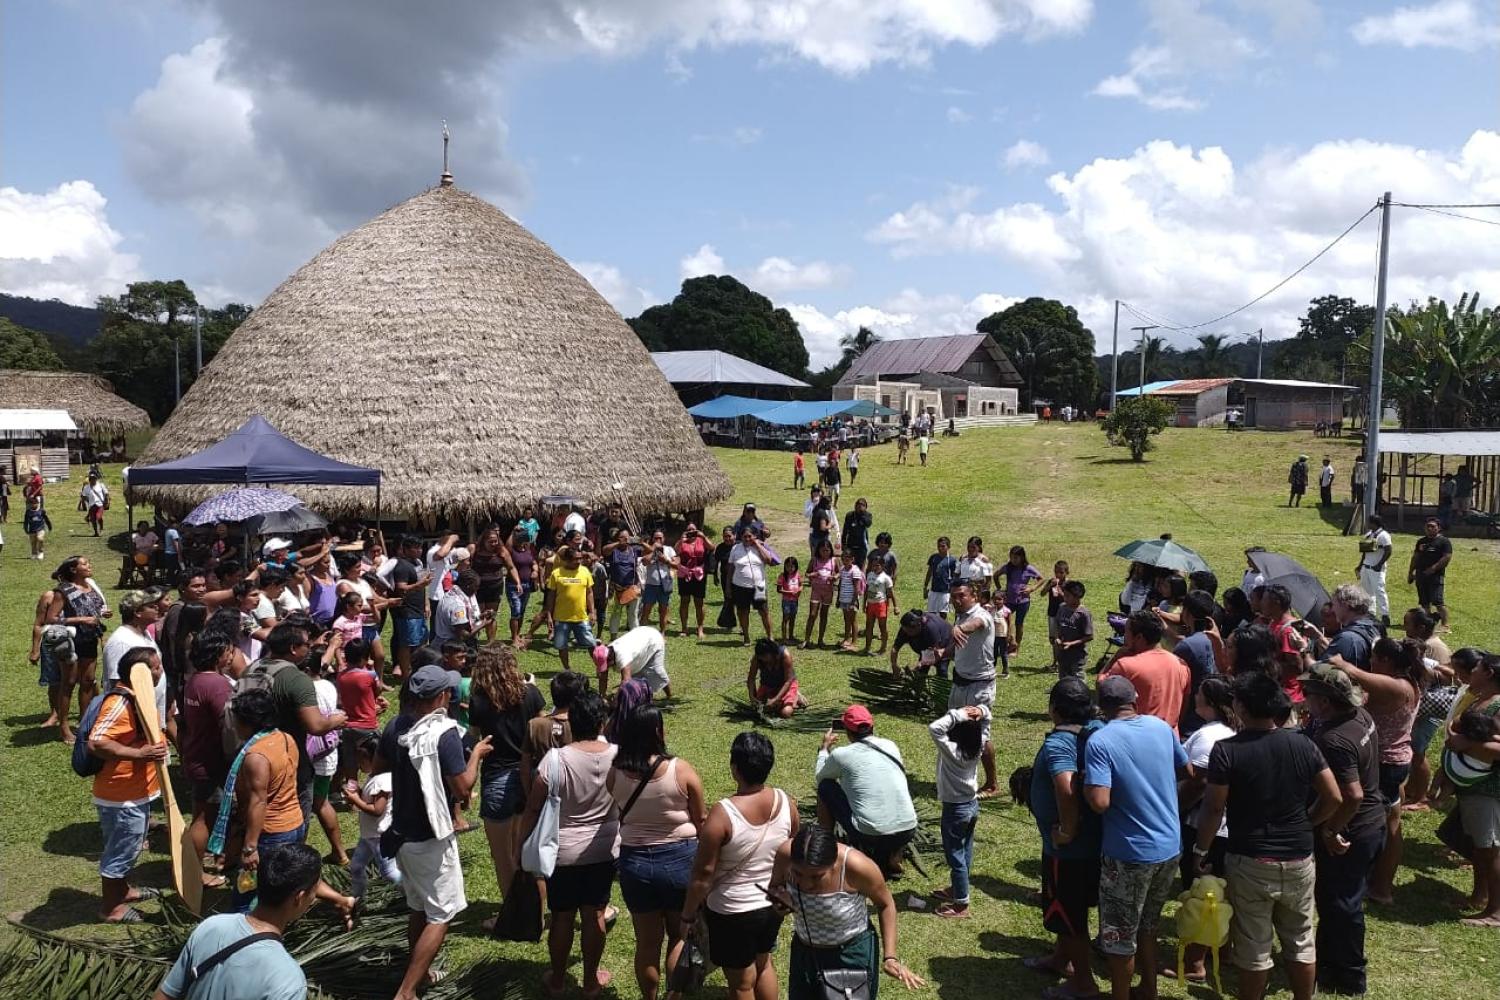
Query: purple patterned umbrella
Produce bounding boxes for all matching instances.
[182,487,302,526]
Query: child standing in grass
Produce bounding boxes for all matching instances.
[777,556,803,642]
[1041,560,1070,670]
[343,735,402,899]
[793,450,805,489]
[929,704,990,918]
[862,553,896,656]
[988,592,1014,679]
[804,540,837,648]
[836,548,865,650]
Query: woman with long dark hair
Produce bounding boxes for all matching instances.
[997,545,1042,652]
[470,644,545,914]
[768,824,925,999]
[607,705,707,1000]
[470,526,513,644]
[1330,636,1425,905]
[45,556,111,732]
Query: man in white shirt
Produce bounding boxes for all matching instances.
[1319,457,1337,508]
[433,569,482,645]
[425,532,460,627]
[948,581,999,796]
[591,624,670,698]
[102,589,163,683]
[80,473,109,537]
[562,503,587,537]
[1356,514,1394,626]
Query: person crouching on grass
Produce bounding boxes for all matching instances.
[928,703,990,918]
[777,556,803,643]
[748,638,804,719]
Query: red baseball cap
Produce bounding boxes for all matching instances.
[841,705,874,732]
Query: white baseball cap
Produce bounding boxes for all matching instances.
[262,537,292,557]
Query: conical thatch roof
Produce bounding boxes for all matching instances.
[130,183,730,520]
[0,369,152,436]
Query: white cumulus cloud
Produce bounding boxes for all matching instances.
[0,181,143,306]
[751,257,848,292]
[946,106,973,124]
[569,260,659,317]
[867,131,1500,349]
[788,289,1020,367]
[1003,139,1051,169]
[1351,0,1500,49]
[679,244,726,280]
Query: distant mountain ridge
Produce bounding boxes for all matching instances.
[0,293,101,347]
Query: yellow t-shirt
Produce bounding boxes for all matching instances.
[548,565,593,623]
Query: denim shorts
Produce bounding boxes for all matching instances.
[96,800,151,879]
[617,838,696,913]
[552,620,595,650]
[1411,714,1442,757]
[1379,762,1411,804]
[641,584,672,609]
[232,826,305,912]
[479,766,524,822]
[392,616,428,649]
[506,582,533,622]
[361,624,382,645]
[781,599,799,619]
[37,644,60,687]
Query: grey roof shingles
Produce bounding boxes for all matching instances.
[837,334,1021,386]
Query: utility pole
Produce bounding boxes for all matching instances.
[1255,327,1264,379]
[1110,300,1120,410]
[1365,192,1392,531]
[174,337,181,404]
[1130,324,1159,390]
[194,306,203,373]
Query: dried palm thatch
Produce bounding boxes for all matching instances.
[0,369,151,437]
[847,667,952,719]
[719,694,842,732]
[0,874,523,1000]
[130,181,731,521]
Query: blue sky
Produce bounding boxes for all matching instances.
[4,0,1498,366]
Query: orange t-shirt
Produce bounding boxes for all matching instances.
[1105,649,1191,736]
[242,731,303,835]
[89,691,161,806]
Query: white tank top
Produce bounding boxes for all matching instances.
[706,788,791,914]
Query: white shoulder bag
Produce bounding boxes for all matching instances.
[521,749,564,877]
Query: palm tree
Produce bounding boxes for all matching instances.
[838,325,881,365]
[1193,333,1228,377]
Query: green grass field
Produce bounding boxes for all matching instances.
[3,423,1498,998]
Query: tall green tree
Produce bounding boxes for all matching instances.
[975,297,1098,408]
[1191,333,1230,377]
[1369,293,1500,428]
[629,275,810,378]
[0,318,64,370]
[91,280,250,422]
[1271,295,1374,382]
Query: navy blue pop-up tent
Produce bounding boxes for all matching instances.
[127,414,383,523]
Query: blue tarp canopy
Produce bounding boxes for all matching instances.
[127,415,383,487]
[756,399,898,425]
[686,395,783,419]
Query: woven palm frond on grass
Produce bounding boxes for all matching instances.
[846,667,952,719]
[719,695,842,733]
[1,869,522,1000]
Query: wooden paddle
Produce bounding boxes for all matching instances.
[128,661,203,915]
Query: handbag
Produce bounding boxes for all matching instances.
[1419,683,1458,724]
[521,749,564,877]
[667,915,711,994]
[1436,806,1476,862]
[492,870,544,942]
[616,584,642,606]
[794,890,872,1000]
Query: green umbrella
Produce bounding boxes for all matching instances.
[1113,538,1211,574]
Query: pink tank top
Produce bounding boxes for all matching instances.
[611,757,696,847]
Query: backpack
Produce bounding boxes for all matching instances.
[221,658,294,756]
[73,689,140,777]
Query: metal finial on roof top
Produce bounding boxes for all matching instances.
[440,120,453,187]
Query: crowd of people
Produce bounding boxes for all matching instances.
[25,473,1500,1000]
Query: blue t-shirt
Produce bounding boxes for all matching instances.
[1030,721,1104,860]
[158,913,305,1000]
[164,526,181,556]
[1083,714,1188,864]
[927,553,957,593]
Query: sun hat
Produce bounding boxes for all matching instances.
[262,537,292,557]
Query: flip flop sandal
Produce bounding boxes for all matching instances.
[201,874,228,889]
[934,902,970,919]
[929,887,955,903]
[105,906,146,924]
[604,905,620,930]
[131,886,163,901]
[1460,915,1500,928]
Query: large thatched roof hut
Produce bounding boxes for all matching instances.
[130,181,731,520]
[0,370,151,437]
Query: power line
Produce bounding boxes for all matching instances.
[1403,204,1500,228]
[1392,201,1500,209]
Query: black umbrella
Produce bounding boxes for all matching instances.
[1249,550,1331,619]
[243,504,327,536]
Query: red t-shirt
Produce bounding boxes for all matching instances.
[181,670,233,785]
[337,666,381,730]
[1105,649,1191,736]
